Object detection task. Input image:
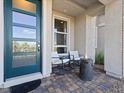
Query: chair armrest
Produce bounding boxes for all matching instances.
[78,54,84,58]
[52,57,60,59]
[60,56,69,60]
[80,56,85,59]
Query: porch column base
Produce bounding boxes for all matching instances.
[106,71,123,79]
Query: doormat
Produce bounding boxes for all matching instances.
[10,79,41,93]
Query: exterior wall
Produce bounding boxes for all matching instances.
[52,11,75,51]
[105,0,123,78]
[75,15,86,56]
[96,15,105,54]
[0,0,4,86]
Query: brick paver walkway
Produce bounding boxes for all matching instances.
[0,67,124,93]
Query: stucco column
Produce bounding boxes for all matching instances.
[103,0,123,78]
[75,15,96,64]
[85,15,96,63]
[42,0,52,77]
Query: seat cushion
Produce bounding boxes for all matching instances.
[52,59,62,65]
[63,59,70,63]
[74,57,80,61]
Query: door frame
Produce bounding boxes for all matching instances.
[4,0,42,79]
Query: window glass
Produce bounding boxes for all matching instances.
[54,33,67,45]
[55,19,67,33]
[54,47,67,53]
[13,0,36,13]
[13,12,36,26]
[13,26,36,39]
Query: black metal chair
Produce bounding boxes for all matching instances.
[52,52,70,74]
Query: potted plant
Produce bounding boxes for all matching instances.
[95,52,104,65]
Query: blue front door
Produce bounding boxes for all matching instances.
[4,0,42,78]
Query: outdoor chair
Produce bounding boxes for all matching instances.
[51,52,70,74]
[69,51,84,66]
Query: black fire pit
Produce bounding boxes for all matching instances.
[79,58,93,81]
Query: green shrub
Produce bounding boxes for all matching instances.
[95,52,104,65]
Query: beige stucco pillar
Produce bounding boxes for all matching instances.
[85,15,96,63]
[103,0,123,78]
[75,15,96,63]
[42,0,52,77]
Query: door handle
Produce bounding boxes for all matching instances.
[38,44,40,52]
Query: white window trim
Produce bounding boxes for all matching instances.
[52,14,70,55]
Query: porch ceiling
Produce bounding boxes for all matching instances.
[53,0,104,17]
[70,0,100,9]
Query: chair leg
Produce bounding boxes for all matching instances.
[62,62,64,69]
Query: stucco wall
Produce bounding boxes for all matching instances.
[105,0,123,78]
[52,11,75,51]
[0,0,4,85]
[75,15,86,56]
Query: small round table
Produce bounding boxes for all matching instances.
[79,58,93,81]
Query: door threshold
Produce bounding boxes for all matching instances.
[3,72,43,88]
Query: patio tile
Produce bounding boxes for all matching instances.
[48,87,56,93]
[1,66,124,93]
[55,88,63,93]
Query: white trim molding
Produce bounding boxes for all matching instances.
[52,14,71,55]
[0,0,4,86]
[106,72,123,79]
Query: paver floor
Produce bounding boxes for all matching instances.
[0,66,124,93]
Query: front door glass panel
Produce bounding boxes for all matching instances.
[13,0,36,13]
[13,12,36,26]
[13,26,36,39]
[11,0,38,69]
[13,41,36,68]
